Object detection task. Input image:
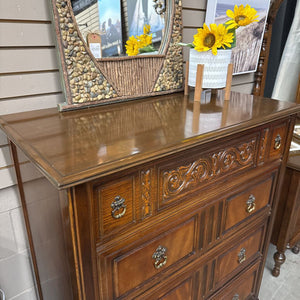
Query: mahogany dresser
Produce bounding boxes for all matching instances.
[0,91,299,300]
[271,131,300,277]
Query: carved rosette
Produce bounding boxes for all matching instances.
[163,139,257,200]
[141,170,152,218]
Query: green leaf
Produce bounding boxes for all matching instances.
[177,42,195,48]
[227,27,236,48]
[139,45,156,53]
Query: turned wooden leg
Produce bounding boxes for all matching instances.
[292,243,300,254]
[272,251,286,277]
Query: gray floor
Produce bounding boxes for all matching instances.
[259,243,300,299]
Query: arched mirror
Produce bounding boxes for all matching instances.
[50,0,183,111]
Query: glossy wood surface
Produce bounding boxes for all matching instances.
[0,91,299,189]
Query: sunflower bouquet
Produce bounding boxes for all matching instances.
[125,24,156,56]
[180,4,259,55]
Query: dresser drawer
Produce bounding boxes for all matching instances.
[224,175,274,232]
[158,133,259,209]
[208,261,260,300]
[268,121,288,160]
[94,175,136,236]
[216,226,264,284]
[102,216,197,298]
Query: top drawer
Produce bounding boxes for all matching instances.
[94,175,137,237]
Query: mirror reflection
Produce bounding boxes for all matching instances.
[71,0,166,58]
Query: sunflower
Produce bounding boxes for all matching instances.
[125,36,140,56]
[226,4,259,29]
[193,23,233,55]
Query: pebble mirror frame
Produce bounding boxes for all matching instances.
[50,0,184,111]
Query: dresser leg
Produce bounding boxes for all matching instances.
[292,243,300,254]
[272,251,286,277]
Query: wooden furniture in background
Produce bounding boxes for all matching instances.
[253,0,284,97]
[271,130,300,277]
[0,92,299,299]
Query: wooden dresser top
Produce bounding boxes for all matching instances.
[0,91,299,188]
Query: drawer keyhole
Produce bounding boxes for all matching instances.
[152,245,167,269]
[111,196,127,219]
[246,194,256,213]
[232,294,239,300]
[238,247,246,264]
[274,134,282,150]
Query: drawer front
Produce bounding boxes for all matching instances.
[94,175,136,236]
[224,175,274,232]
[159,133,258,208]
[208,261,260,300]
[158,277,194,300]
[216,226,264,284]
[268,122,288,160]
[106,217,197,298]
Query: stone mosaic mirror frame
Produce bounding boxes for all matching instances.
[50,0,183,111]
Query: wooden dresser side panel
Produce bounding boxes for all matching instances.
[11,143,75,299]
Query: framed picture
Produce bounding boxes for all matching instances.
[98,0,123,57]
[126,0,165,43]
[206,0,271,75]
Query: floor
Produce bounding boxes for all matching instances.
[259,243,300,299]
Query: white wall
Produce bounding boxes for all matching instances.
[0,0,256,298]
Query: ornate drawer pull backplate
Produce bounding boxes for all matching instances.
[238,247,246,263]
[152,245,167,269]
[274,134,282,150]
[111,196,127,219]
[246,194,256,213]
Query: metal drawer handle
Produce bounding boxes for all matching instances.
[238,247,246,264]
[246,194,256,213]
[232,294,239,300]
[152,245,167,269]
[274,134,282,150]
[111,196,126,219]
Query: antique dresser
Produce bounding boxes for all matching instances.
[0,91,299,299]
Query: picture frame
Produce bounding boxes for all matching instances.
[205,0,271,75]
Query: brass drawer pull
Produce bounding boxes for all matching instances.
[152,245,167,269]
[111,196,127,219]
[232,294,239,300]
[246,194,256,213]
[274,134,282,150]
[238,247,246,263]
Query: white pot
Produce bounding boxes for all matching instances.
[188,48,232,89]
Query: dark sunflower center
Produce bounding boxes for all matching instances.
[235,15,246,23]
[204,33,216,48]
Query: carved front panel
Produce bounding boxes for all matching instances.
[141,169,152,219]
[160,137,258,205]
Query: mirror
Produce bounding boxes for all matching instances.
[71,0,166,58]
[50,0,183,111]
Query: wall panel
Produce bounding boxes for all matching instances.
[0,23,54,47]
[0,49,58,73]
[0,0,51,21]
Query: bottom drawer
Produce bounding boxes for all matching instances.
[208,260,261,300]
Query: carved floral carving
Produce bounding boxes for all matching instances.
[163,139,257,200]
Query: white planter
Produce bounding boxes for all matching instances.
[188,48,232,89]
